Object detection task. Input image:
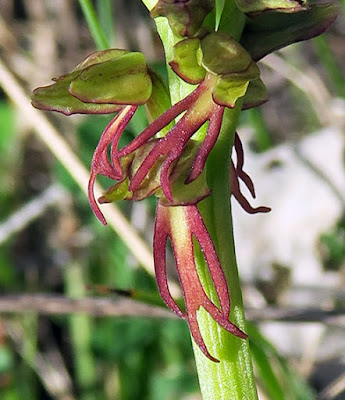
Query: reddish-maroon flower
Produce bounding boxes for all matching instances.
[31,43,269,363]
[117,74,223,203]
[154,202,247,362]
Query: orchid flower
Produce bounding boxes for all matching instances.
[31,0,338,366]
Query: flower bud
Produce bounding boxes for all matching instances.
[151,0,214,37]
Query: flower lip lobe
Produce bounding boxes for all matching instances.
[154,203,247,362]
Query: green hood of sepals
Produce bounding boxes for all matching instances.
[200,32,253,75]
[212,61,260,108]
[170,32,262,108]
[99,140,210,206]
[235,0,307,15]
[170,33,255,83]
[241,2,339,61]
[151,0,214,37]
[32,49,152,115]
[169,38,206,84]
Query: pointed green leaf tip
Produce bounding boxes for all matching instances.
[235,0,307,15]
[32,49,152,115]
[151,0,214,37]
[241,2,339,61]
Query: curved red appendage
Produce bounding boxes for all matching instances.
[230,161,271,214]
[88,105,137,225]
[186,106,225,184]
[118,83,206,158]
[154,203,246,362]
[186,205,231,318]
[153,204,185,318]
[129,110,208,200]
[234,132,255,197]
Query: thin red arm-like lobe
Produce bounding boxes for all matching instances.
[166,204,246,362]
[109,105,137,174]
[118,83,207,158]
[230,161,271,214]
[169,208,219,362]
[154,203,185,318]
[91,106,136,181]
[234,132,255,198]
[159,113,210,202]
[187,312,220,363]
[88,106,137,225]
[202,300,247,339]
[128,111,207,196]
[186,105,224,184]
[88,173,107,225]
[187,204,231,318]
[91,113,123,180]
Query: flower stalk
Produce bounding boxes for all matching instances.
[142,0,258,397]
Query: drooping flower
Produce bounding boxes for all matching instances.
[32,49,153,225]
[154,202,247,362]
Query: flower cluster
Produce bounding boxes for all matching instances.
[32,0,337,361]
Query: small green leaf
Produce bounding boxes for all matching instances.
[242,78,267,110]
[169,38,206,84]
[241,2,339,60]
[235,0,307,15]
[69,52,152,105]
[212,77,249,108]
[201,32,252,75]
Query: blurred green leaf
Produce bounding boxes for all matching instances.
[0,101,15,152]
[248,324,316,400]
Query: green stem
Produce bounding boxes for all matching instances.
[312,35,345,98]
[142,0,257,398]
[64,262,97,400]
[78,0,109,50]
[195,105,257,400]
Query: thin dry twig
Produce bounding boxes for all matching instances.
[5,319,76,400]
[0,294,176,319]
[1,294,345,326]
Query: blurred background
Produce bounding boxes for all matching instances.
[0,1,344,399]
